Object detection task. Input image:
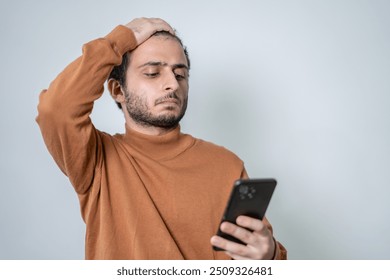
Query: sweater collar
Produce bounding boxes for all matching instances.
[122,125,195,161]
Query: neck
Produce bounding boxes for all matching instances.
[122,122,192,161]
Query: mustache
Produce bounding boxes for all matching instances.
[155,92,180,105]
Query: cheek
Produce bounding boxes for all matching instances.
[180,82,189,94]
[126,82,157,102]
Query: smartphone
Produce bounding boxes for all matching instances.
[213,178,277,251]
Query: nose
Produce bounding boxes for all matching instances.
[163,71,179,92]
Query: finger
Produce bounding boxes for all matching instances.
[219,221,254,245]
[236,216,267,234]
[210,235,252,258]
[149,18,174,34]
[224,251,252,260]
[125,17,175,45]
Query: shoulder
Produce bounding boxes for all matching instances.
[191,136,244,165]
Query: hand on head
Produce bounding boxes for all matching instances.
[125,18,175,46]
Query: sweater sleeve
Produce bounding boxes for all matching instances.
[36,25,137,194]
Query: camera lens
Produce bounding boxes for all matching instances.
[239,185,249,195]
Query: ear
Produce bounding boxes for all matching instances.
[108,78,126,103]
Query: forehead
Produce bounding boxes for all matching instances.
[128,35,187,68]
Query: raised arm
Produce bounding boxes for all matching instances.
[36,18,174,194]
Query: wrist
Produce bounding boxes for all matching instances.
[105,25,138,56]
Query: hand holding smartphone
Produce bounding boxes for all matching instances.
[213,178,277,251]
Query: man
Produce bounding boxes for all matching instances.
[36,18,287,260]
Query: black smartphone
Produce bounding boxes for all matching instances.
[213,178,277,251]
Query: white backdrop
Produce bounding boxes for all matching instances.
[0,0,389,259]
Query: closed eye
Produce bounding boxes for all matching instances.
[175,73,185,80]
[173,69,188,81]
[144,73,159,78]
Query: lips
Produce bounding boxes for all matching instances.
[155,93,181,106]
[156,98,180,105]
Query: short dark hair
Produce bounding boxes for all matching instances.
[108,31,190,109]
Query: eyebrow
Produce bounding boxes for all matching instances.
[138,61,188,70]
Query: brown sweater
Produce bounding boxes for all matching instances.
[36,25,287,259]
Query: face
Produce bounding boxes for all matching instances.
[123,35,189,129]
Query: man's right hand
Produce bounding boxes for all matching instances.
[125,17,175,46]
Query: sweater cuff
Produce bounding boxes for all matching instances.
[105,25,138,56]
[272,239,288,260]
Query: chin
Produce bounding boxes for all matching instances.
[157,106,181,115]
[158,112,180,120]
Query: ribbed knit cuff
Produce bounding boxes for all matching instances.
[272,239,288,260]
[105,25,138,56]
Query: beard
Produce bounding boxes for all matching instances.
[124,89,188,129]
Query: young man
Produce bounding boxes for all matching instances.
[36,18,287,260]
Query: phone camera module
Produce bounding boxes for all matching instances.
[239,185,256,200]
[239,185,249,195]
[239,185,249,200]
